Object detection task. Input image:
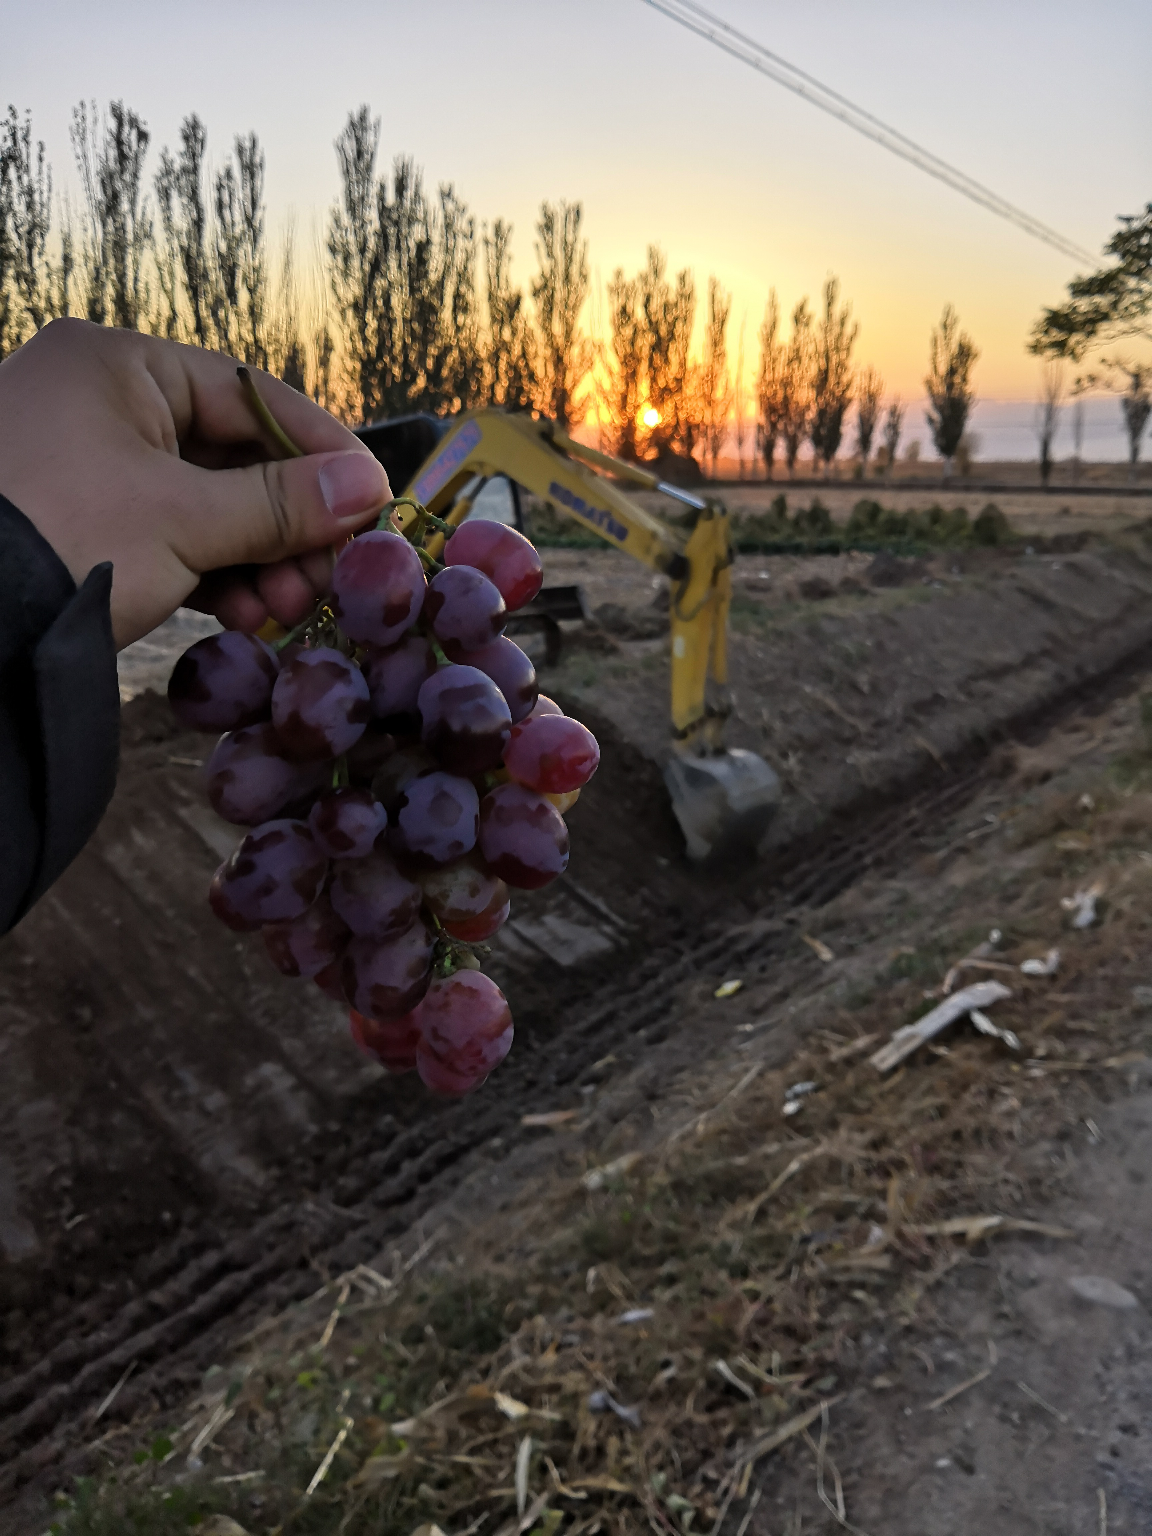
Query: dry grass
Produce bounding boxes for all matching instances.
[52,705,1152,1536]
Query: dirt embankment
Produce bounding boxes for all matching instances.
[36,620,1152,1536]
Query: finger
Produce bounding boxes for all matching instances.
[298,546,336,594]
[168,448,389,575]
[186,571,270,633]
[145,338,363,459]
[255,561,318,627]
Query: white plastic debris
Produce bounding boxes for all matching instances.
[1020,948,1060,977]
[1061,883,1103,929]
[969,1008,1020,1052]
[870,981,1012,1073]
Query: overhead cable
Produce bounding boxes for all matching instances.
[642,0,1097,267]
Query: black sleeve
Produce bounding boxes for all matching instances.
[0,495,120,933]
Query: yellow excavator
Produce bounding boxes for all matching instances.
[355,408,781,861]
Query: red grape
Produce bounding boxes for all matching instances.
[342,921,434,1022]
[168,631,279,732]
[330,847,422,940]
[365,635,437,718]
[263,891,349,978]
[392,771,479,865]
[309,788,388,859]
[211,819,328,925]
[208,864,261,931]
[528,694,562,719]
[444,521,543,611]
[349,1008,423,1073]
[444,898,509,943]
[330,529,426,647]
[418,665,511,775]
[417,856,508,932]
[206,724,326,826]
[272,646,371,761]
[425,565,507,651]
[478,783,569,889]
[447,635,537,724]
[416,971,513,1095]
[503,713,600,793]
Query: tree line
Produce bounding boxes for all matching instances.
[0,100,982,474]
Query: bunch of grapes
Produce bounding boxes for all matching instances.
[168,509,599,1096]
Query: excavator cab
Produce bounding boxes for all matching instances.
[354,411,781,862]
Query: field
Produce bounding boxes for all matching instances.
[4,491,1152,1533]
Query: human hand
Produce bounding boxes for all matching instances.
[0,319,389,648]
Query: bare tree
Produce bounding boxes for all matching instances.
[698,276,732,474]
[756,290,786,477]
[732,316,747,479]
[71,101,152,330]
[1071,392,1084,481]
[483,218,534,410]
[638,246,695,458]
[327,110,481,422]
[925,304,978,473]
[604,266,644,459]
[780,298,814,476]
[531,200,590,428]
[0,108,61,354]
[155,115,211,345]
[809,276,857,472]
[882,397,904,473]
[854,364,883,475]
[1119,364,1152,477]
[1035,358,1065,487]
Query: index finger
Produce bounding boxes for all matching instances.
[142,336,367,460]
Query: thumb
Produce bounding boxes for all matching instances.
[173,448,389,572]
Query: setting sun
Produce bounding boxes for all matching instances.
[641,405,660,428]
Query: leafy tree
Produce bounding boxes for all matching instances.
[155,115,211,344]
[756,290,786,476]
[853,364,883,472]
[1032,208,1152,473]
[71,100,152,330]
[925,304,978,469]
[809,276,857,470]
[531,200,590,428]
[0,108,62,356]
[482,218,534,410]
[732,317,747,478]
[780,298,814,476]
[698,276,732,474]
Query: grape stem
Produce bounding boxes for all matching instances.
[331,756,349,789]
[270,602,326,652]
[237,367,304,459]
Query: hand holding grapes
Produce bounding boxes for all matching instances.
[0,318,389,647]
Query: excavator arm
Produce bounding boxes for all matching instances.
[363,408,780,860]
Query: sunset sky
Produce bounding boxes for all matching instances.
[8,0,1151,421]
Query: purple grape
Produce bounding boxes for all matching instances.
[330,530,427,647]
[206,723,326,826]
[365,635,437,718]
[346,724,398,786]
[263,891,350,978]
[391,771,479,865]
[371,743,439,816]
[208,864,261,931]
[342,921,435,1023]
[271,647,371,761]
[314,960,345,1002]
[447,635,537,723]
[478,783,569,889]
[210,819,328,925]
[309,788,388,859]
[425,565,507,652]
[417,665,512,775]
[168,631,279,732]
[329,847,422,940]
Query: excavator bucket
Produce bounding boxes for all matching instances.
[663,749,782,863]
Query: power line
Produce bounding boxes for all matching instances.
[642,0,1097,268]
